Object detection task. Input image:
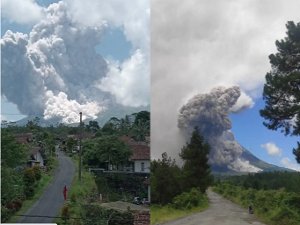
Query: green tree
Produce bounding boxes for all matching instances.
[131,119,149,142]
[86,120,100,133]
[260,21,300,161]
[180,128,211,193]
[151,152,182,204]
[83,136,132,168]
[133,111,150,126]
[1,130,27,168]
[66,137,77,153]
[293,142,300,163]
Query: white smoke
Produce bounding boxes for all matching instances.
[178,86,262,172]
[1,1,149,123]
[2,0,45,25]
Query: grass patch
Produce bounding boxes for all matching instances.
[8,159,58,223]
[54,156,97,225]
[151,201,208,225]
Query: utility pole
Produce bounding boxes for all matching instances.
[79,112,82,182]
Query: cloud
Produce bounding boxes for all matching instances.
[65,0,149,52]
[97,49,149,107]
[151,0,300,160]
[261,142,282,156]
[280,157,300,171]
[1,1,149,123]
[1,0,45,24]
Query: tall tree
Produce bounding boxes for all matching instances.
[180,128,211,193]
[151,152,182,204]
[1,130,27,168]
[260,21,300,162]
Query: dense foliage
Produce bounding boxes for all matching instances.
[260,21,300,162]
[82,204,134,225]
[151,129,211,205]
[180,128,212,193]
[82,135,132,168]
[151,152,182,204]
[95,173,148,201]
[215,171,300,193]
[214,183,300,225]
[1,128,55,222]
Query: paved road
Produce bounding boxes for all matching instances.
[18,151,75,223]
[161,189,266,225]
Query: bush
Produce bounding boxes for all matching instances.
[61,203,70,220]
[82,204,134,225]
[172,188,207,209]
[32,166,42,181]
[1,206,12,223]
[24,185,35,198]
[214,183,300,225]
[23,168,36,185]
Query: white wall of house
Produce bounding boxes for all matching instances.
[134,160,150,173]
[35,151,44,166]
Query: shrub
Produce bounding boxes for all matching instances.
[172,188,206,209]
[32,166,42,181]
[61,204,70,219]
[1,206,12,223]
[23,168,36,185]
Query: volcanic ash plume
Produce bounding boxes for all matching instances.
[178,86,261,172]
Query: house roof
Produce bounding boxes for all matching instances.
[15,133,33,144]
[119,136,150,160]
[30,147,41,155]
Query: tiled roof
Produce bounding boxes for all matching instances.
[119,136,150,160]
[15,133,33,144]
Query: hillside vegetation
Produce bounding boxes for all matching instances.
[213,172,300,225]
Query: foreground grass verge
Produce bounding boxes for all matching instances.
[8,158,59,223]
[151,200,208,225]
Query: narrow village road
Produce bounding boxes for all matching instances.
[161,189,266,225]
[18,150,75,223]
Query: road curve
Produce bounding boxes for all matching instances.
[161,189,266,225]
[18,151,75,223]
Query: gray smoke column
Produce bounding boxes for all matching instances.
[1,1,149,123]
[178,86,261,172]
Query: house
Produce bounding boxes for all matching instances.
[27,147,44,167]
[14,133,44,167]
[15,133,33,144]
[119,136,150,174]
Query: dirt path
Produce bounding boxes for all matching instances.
[18,151,75,223]
[161,189,266,225]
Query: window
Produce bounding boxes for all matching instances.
[141,162,145,172]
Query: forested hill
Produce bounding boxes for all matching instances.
[215,171,300,193]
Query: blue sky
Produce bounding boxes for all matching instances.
[230,97,300,171]
[1,0,299,171]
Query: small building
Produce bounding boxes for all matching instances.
[119,136,150,174]
[27,147,44,167]
[15,133,33,144]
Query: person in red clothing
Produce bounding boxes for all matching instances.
[63,185,67,201]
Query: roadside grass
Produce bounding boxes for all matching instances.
[213,184,300,225]
[54,156,97,225]
[8,158,58,223]
[151,201,209,225]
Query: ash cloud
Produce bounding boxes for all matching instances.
[1,1,149,123]
[178,86,261,172]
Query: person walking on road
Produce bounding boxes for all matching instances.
[63,185,68,201]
